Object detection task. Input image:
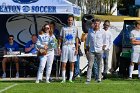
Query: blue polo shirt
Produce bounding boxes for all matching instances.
[4,42,19,51]
[25,40,37,54]
[113,32,122,47]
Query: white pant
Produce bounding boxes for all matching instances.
[131,52,140,63]
[37,50,54,81]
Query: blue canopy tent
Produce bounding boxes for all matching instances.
[0,0,81,47]
[0,0,81,77]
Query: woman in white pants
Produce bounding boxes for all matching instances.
[36,24,56,83]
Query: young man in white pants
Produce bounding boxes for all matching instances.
[129,20,140,79]
[58,15,79,83]
[102,20,113,79]
[36,24,56,83]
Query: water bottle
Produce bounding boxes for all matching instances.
[9,48,12,55]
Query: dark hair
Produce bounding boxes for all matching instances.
[93,18,101,23]
[31,34,36,37]
[9,35,14,38]
[104,20,110,23]
[134,20,140,26]
[68,14,74,20]
[41,23,53,36]
[41,23,50,32]
[50,21,55,26]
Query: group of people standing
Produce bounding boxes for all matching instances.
[1,15,80,83]
[83,19,113,83]
[1,14,114,84]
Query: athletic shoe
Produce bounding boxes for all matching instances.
[46,80,50,83]
[128,77,132,80]
[68,80,74,83]
[16,73,19,78]
[2,73,6,78]
[77,75,80,78]
[35,80,39,83]
[60,80,66,83]
[85,81,90,84]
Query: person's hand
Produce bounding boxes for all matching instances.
[75,49,78,55]
[31,44,35,48]
[44,45,48,50]
[57,48,61,55]
[102,45,106,50]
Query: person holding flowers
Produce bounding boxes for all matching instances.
[35,23,57,83]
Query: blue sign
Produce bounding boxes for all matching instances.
[13,0,38,4]
[73,7,80,15]
[0,3,56,13]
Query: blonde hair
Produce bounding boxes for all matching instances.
[38,30,44,35]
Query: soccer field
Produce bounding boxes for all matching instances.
[0,77,140,93]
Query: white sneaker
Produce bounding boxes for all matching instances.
[46,80,50,83]
[2,73,6,78]
[16,73,19,78]
[60,80,66,83]
[77,75,80,78]
[85,81,90,84]
[35,80,39,83]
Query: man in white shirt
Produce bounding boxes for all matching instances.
[85,19,107,83]
[102,20,113,79]
[58,15,79,83]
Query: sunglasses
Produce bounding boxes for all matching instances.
[9,38,13,40]
[104,24,109,26]
[45,27,50,29]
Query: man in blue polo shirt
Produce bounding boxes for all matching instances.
[24,34,38,77]
[25,34,37,54]
[2,35,19,78]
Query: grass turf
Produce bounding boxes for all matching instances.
[1,77,140,93]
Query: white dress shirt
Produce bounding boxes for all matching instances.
[86,28,107,53]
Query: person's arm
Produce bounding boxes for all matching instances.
[130,31,140,45]
[57,27,63,55]
[25,45,34,52]
[81,33,85,42]
[131,39,140,45]
[3,49,7,55]
[86,31,90,52]
[102,31,107,50]
[36,35,45,49]
[75,28,79,55]
[25,42,35,52]
[108,32,113,50]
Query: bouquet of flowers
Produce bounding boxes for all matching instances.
[37,48,47,56]
[48,38,58,49]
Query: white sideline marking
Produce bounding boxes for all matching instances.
[0,84,18,93]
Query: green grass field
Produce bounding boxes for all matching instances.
[1,77,140,93]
